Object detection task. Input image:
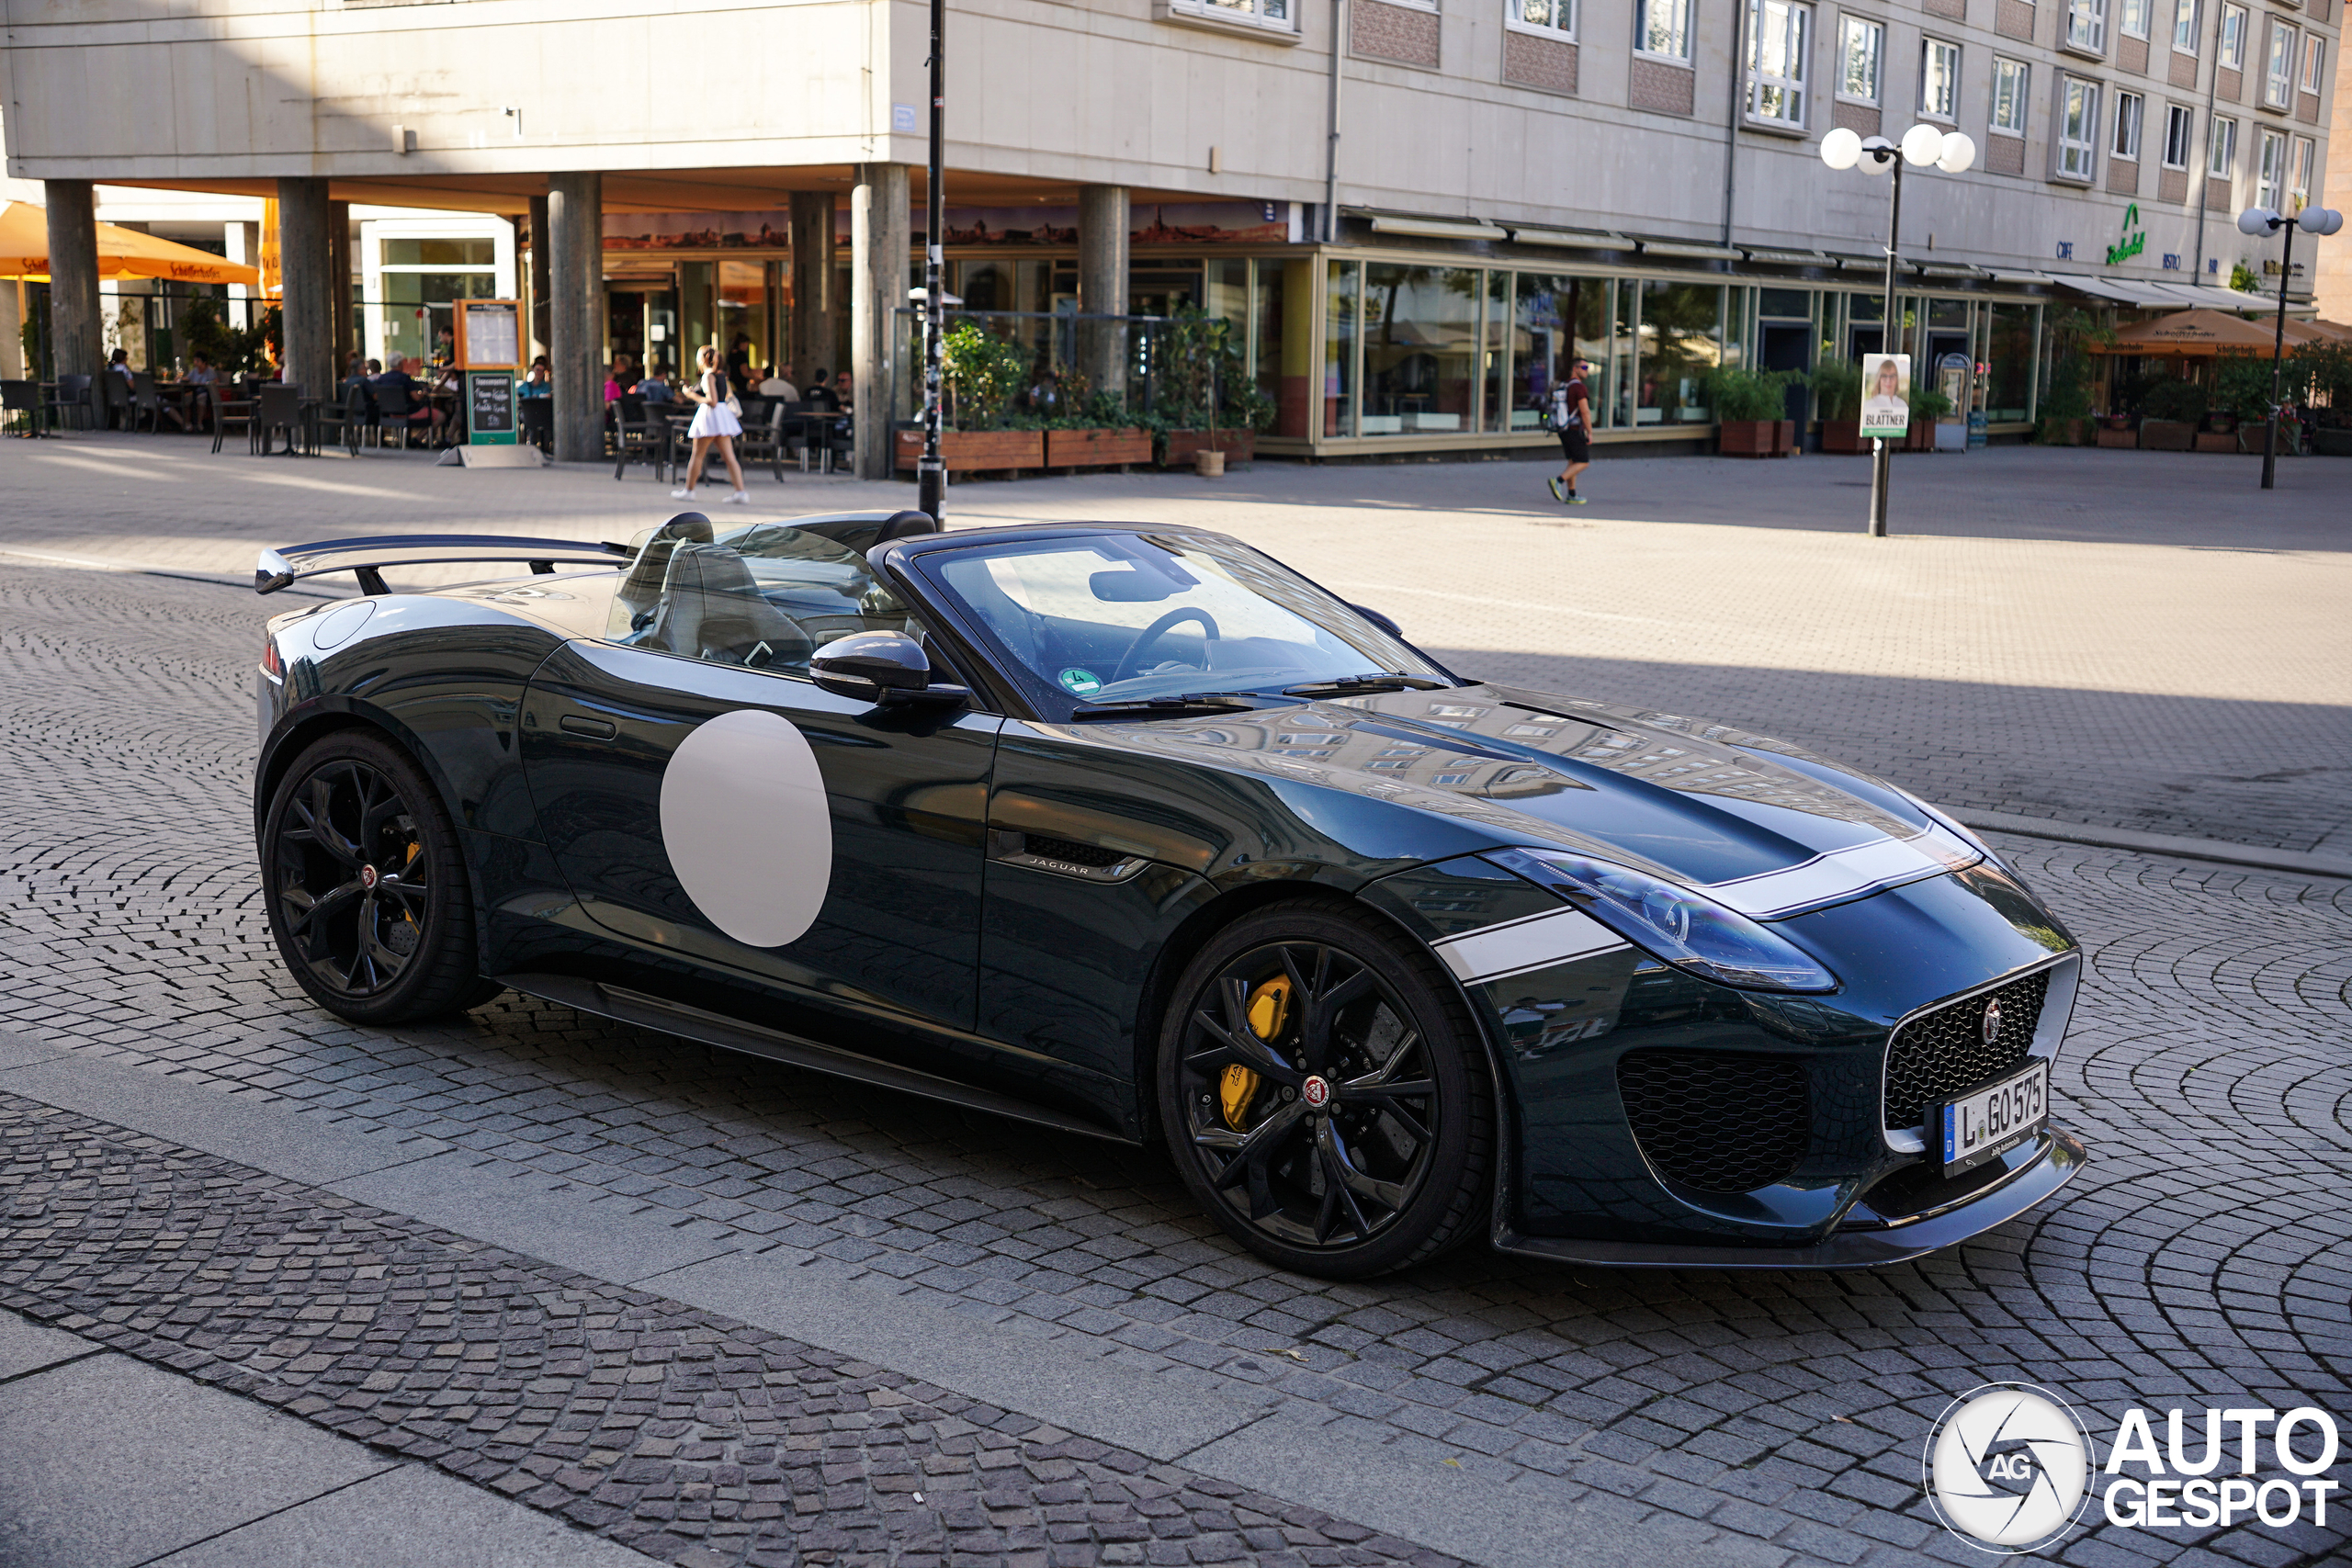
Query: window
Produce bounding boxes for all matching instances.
[2263,22,2295,107]
[2256,129,2287,209]
[1992,57,2030,133]
[1748,0,1812,125]
[2290,136,2313,210]
[2174,0,2201,53]
[2113,91,2143,156]
[1513,0,1577,35]
[1639,0,1694,59]
[2301,34,2324,95]
[1921,38,1961,119]
[2120,0,2149,39]
[1175,0,1293,29]
[2162,103,2194,166]
[2058,77,2101,178]
[1839,15,1884,102]
[2220,5,2245,68]
[2209,115,2236,178]
[2066,0,2106,52]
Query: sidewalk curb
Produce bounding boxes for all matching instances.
[1959,811,2352,881]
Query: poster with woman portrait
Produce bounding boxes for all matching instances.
[1860,354,1911,438]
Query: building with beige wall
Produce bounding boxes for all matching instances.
[4,0,2333,468]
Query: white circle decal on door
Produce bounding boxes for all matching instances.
[658,708,832,949]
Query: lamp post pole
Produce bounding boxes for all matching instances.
[1869,156,1905,539]
[2259,219,2293,491]
[917,0,946,522]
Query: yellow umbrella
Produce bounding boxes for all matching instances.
[0,200,260,288]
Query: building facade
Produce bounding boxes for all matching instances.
[3,0,2332,467]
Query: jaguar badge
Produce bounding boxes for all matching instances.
[1981,1000,2003,1046]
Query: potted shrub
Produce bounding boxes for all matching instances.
[1905,386,1953,451]
[1705,366,1794,457]
[2035,310,2101,446]
[2140,377,2205,451]
[1156,304,1267,470]
[1811,361,1865,453]
[2212,352,2285,454]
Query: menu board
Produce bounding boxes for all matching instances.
[456,299,520,369]
[468,372,516,444]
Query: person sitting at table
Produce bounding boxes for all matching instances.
[802,367,841,412]
[371,355,444,443]
[831,369,854,412]
[757,364,794,398]
[184,355,219,431]
[638,365,675,405]
[519,359,552,398]
[604,355,639,404]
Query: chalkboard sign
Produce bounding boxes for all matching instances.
[468,371,516,445]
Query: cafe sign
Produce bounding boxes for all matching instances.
[2106,203,2147,265]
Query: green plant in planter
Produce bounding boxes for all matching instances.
[1809,360,1862,422]
[2212,351,2288,425]
[1701,365,1795,423]
[941,321,1030,430]
[180,297,240,374]
[1905,385,1955,421]
[2138,376,2209,423]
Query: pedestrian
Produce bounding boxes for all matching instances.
[673,344,750,505]
[1547,358,1594,507]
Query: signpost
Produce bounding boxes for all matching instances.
[448,299,536,467]
[1860,353,1911,442]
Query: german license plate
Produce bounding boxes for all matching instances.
[1938,1059,2048,1175]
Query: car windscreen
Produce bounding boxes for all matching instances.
[913,532,1446,718]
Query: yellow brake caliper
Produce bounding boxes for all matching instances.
[1221,976,1292,1130]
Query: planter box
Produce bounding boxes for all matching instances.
[1820,420,1868,454]
[2236,423,2299,454]
[1046,427,1152,468]
[894,429,1044,473]
[1163,428,1256,467]
[2095,424,2139,448]
[2039,418,2086,446]
[1718,420,1781,457]
[1770,419,1798,456]
[1903,423,1937,452]
[2312,426,2352,457]
[1933,419,1967,453]
[2193,431,2240,453]
[2140,420,2195,452]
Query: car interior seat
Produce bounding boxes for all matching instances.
[616,513,715,629]
[645,544,814,670]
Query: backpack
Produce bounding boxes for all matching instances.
[1544,387,1576,434]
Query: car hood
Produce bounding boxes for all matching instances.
[1099,682,1984,918]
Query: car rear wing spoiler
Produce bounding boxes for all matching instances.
[254,534,635,595]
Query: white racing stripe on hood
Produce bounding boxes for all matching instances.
[1431,907,1629,985]
[1702,824,1981,919]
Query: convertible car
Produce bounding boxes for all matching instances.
[251,510,2085,1279]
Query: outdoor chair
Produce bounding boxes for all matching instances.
[372,383,431,450]
[46,376,94,432]
[735,400,793,482]
[254,383,307,456]
[611,394,667,482]
[315,378,374,457]
[1,379,48,438]
[519,396,552,452]
[211,386,257,453]
[130,372,168,434]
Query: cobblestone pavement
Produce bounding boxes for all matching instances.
[0,543,2347,1566]
[3,436,2346,852]
[0,1099,1455,1568]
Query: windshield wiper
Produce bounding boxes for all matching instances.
[1070,692,1260,720]
[1282,673,1450,697]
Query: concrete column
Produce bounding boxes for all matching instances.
[0,282,23,380]
[547,173,605,463]
[327,200,354,378]
[527,195,552,361]
[850,163,908,480]
[788,189,834,382]
[42,180,102,381]
[277,178,334,395]
[1078,184,1130,401]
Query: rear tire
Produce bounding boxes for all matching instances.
[1156,900,1493,1279]
[260,730,498,1025]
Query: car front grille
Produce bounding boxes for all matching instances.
[1616,1050,1810,1193]
[1883,969,2050,1130]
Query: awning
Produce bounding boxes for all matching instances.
[0,200,261,287]
[1366,215,1508,242]
[1830,254,1888,271]
[1741,246,1828,265]
[1915,262,1985,278]
[1637,238,1742,259]
[2043,271,2177,304]
[1988,268,2055,284]
[1510,226,1629,250]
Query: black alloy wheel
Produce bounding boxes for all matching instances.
[1159,902,1491,1278]
[261,730,498,1024]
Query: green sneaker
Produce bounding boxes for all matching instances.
[1566,493,1589,506]
[1547,476,1566,502]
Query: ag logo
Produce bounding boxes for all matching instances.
[1925,1382,2094,1553]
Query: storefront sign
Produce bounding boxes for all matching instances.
[1860,354,1911,439]
[467,371,516,445]
[2106,204,2147,265]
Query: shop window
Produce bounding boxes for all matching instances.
[1920,38,1960,120]
[2174,0,2201,54]
[1610,285,1637,427]
[1992,58,2030,136]
[1747,0,1813,126]
[2219,4,2245,70]
[1986,303,2033,422]
[381,239,496,267]
[2162,105,2194,169]
[2064,0,2105,54]
[2119,0,2148,39]
[1838,16,1883,104]
[2113,91,2143,158]
[2056,77,2100,180]
[1325,261,1358,438]
[1510,274,1611,431]
[1259,260,1300,435]
[2263,22,2296,107]
[2256,130,2287,211]
[2208,115,2236,179]
[1360,263,1479,435]
[1638,0,1692,59]
[1635,281,1724,426]
[1512,0,1577,37]
[2301,35,2324,96]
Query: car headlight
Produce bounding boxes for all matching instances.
[1503,848,1839,994]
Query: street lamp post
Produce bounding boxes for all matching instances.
[2235,202,2343,491]
[1820,123,1975,537]
[917,0,947,523]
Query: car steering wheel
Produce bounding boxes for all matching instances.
[1114,607,1221,684]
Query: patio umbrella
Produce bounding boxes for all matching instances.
[2093,308,2283,356]
[0,200,260,288]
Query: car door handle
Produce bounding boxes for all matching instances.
[560,715,618,739]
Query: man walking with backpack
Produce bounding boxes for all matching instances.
[1546,358,1594,507]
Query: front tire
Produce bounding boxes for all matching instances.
[260,729,494,1024]
[1156,901,1493,1279]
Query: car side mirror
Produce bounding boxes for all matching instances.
[1349,604,1404,639]
[809,630,970,706]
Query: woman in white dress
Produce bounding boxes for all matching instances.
[673,344,750,504]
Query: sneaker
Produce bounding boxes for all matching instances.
[1547,476,1566,502]
[725,491,751,505]
[1566,493,1589,506]
[670,487,695,500]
